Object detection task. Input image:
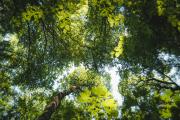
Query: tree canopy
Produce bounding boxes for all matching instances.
[0,0,180,119]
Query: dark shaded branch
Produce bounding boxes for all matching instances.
[144,78,180,91]
[142,64,180,88]
[155,70,180,88]
[154,83,180,91]
[135,77,180,91]
[146,78,175,85]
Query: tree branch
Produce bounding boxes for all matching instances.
[146,78,174,85]
[37,86,80,120]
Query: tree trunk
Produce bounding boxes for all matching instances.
[37,86,79,120]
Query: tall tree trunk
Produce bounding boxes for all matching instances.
[37,86,79,120]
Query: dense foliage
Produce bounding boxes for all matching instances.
[0,0,179,119]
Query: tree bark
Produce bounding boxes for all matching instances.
[37,86,79,120]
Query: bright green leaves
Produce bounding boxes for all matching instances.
[111,35,125,58]
[56,10,70,21]
[160,107,172,119]
[160,90,173,102]
[65,67,100,87]
[173,92,180,103]
[108,14,124,27]
[102,98,117,113]
[100,6,114,17]
[91,85,109,96]
[55,0,87,33]
[62,67,118,119]
[90,0,124,26]
[78,88,91,102]
[156,90,180,119]
[168,15,180,31]
[157,90,180,119]
[91,0,124,21]
[77,85,118,119]
[156,0,180,31]
[22,5,43,22]
[56,10,71,33]
[52,1,87,62]
[9,34,24,54]
[91,0,97,6]
[157,0,165,16]
[0,98,12,117]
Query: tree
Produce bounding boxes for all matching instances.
[0,0,121,119]
[0,0,180,119]
[115,0,180,119]
[119,72,180,120]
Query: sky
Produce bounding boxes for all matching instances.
[105,67,123,106]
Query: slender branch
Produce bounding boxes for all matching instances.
[138,78,180,91]
[146,78,174,85]
[154,83,180,91]
[155,70,180,87]
[142,64,180,87]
